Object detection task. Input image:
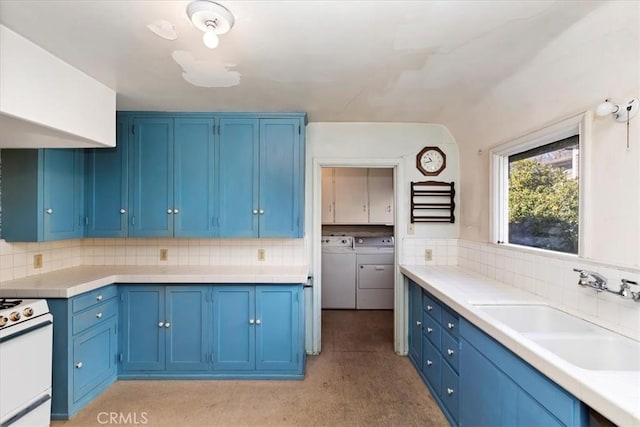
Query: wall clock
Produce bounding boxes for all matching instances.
[417,146,446,176]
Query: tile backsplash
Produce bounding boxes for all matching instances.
[0,238,306,282]
[458,240,640,341]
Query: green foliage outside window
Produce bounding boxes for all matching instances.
[508,159,579,254]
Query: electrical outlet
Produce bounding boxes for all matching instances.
[407,223,415,235]
[160,248,169,261]
[33,254,43,269]
[425,249,433,262]
[258,248,265,261]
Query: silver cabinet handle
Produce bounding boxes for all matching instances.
[164,322,171,328]
[96,312,103,319]
[447,388,454,395]
[426,360,433,366]
[158,322,164,327]
[120,208,126,214]
[259,209,264,215]
[447,322,455,329]
[45,208,53,214]
[173,209,179,214]
[427,305,433,311]
[253,209,258,215]
[167,209,173,214]
[256,319,261,325]
[416,321,422,326]
[75,362,83,369]
[249,319,255,324]
[427,327,433,333]
[96,295,103,301]
[447,349,455,356]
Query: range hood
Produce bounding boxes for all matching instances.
[0,25,115,148]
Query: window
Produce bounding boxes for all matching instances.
[491,113,588,255]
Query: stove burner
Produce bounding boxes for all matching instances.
[0,299,22,310]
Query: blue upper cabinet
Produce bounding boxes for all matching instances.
[259,119,303,238]
[218,116,305,238]
[2,148,85,241]
[129,117,175,237]
[174,118,218,237]
[85,115,129,237]
[218,118,259,238]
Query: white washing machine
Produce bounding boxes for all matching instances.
[354,236,394,309]
[321,236,356,309]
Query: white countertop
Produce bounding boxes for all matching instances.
[0,265,310,298]
[401,265,640,427]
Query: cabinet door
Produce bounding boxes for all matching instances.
[218,118,259,238]
[333,168,368,224]
[408,281,423,364]
[72,319,117,403]
[255,285,300,371]
[174,118,217,237]
[212,286,255,370]
[43,149,85,240]
[259,118,303,238]
[321,168,335,224]
[368,168,394,224]
[121,286,165,371]
[86,116,128,237]
[130,118,174,237]
[165,286,209,371]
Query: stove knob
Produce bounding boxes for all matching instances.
[358,239,364,244]
[23,307,34,317]
[341,239,347,244]
[0,317,7,327]
[9,311,21,321]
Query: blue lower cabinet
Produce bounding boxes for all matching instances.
[46,285,119,420]
[212,286,255,371]
[212,285,304,376]
[408,280,423,365]
[121,284,304,379]
[120,285,208,374]
[255,286,301,371]
[405,276,588,427]
[460,319,587,427]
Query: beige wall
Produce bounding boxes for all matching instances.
[446,1,640,267]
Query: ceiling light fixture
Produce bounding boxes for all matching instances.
[187,0,234,49]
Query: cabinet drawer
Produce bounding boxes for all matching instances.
[422,292,442,322]
[72,286,118,313]
[441,331,460,372]
[73,300,118,335]
[441,307,459,338]
[422,313,441,350]
[441,361,460,423]
[422,336,441,392]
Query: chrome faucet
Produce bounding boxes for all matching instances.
[621,278,640,302]
[572,269,608,292]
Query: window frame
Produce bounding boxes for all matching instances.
[490,112,592,257]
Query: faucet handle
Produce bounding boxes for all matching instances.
[621,278,638,286]
[573,268,587,276]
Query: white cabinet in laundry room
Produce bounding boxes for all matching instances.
[322,167,394,225]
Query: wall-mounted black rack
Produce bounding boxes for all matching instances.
[411,181,455,223]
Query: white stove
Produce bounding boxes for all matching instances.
[0,299,50,329]
[0,298,53,427]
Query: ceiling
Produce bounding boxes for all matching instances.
[0,1,603,124]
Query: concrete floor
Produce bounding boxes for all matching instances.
[52,310,448,427]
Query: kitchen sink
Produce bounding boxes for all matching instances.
[475,304,601,334]
[531,335,640,371]
[475,304,640,371]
